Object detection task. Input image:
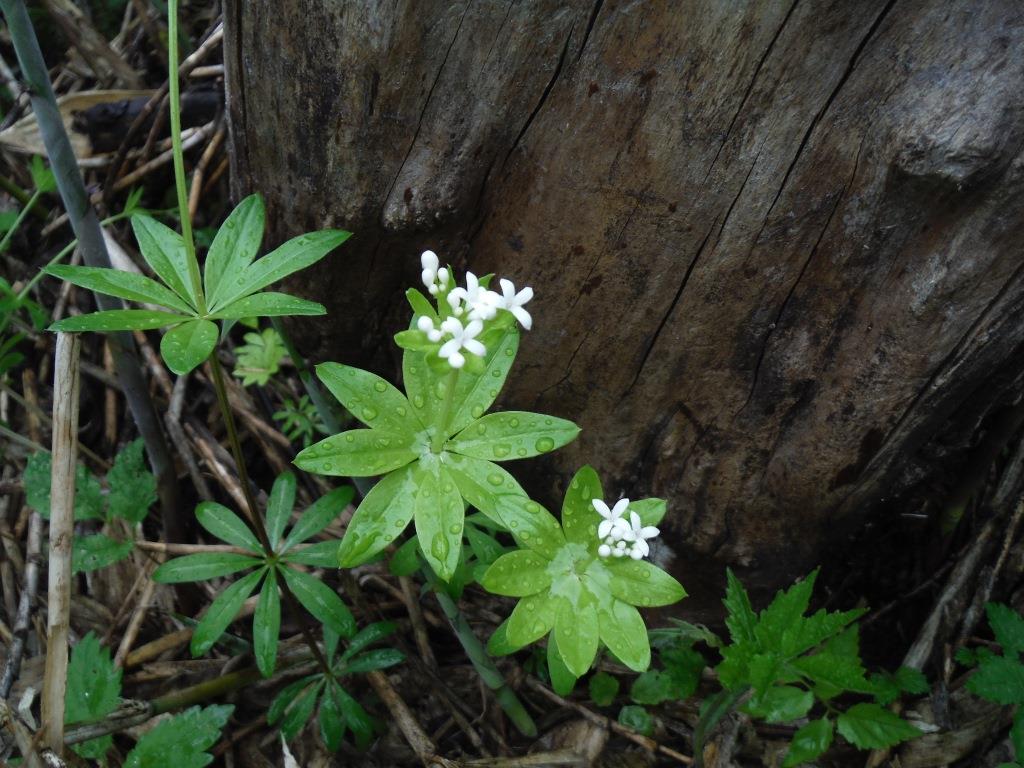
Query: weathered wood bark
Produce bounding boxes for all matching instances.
[224,1,1024,596]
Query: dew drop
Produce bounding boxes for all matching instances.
[535,437,555,453]
[504,348,514,357]
[525,501,541,515]
[361,406,378,421]
[493,444,511,458]
[516,447,527,457]
[396,405,408,417]
[431,533,450,561]
[476,423,487,436]
[413,395,425,408]
[434,380,448,399]
[491,369,502,378]
[373,380,387,393]
[344,434,355,443]
[442,482,454,493]
[487,473,503,486]
[508,417,520,428]
[471,405,484,419]
[448,524,460,534]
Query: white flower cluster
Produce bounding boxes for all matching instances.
[417,250,534,369]
[593,498,660,560]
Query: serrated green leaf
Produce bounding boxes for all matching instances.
[661,642,706,699]
[232,328,285,387]
[281,565,355,637]
[72,533,133,574]
[755,571,817,653]
[792,647,873,697]
[967,655,1024,705]
[561,465,602,547]
[66,632,121,725]
[598,600,651,673]
[618,704,654,736]
[724,568,757,645]
[870,672,902,706]
[606,558,687,607]
[23,451,104,521]
[448,411,579,461]
[744,685,813,724]
[894,666,929,695]
[125,704,233,768]
[212,291,325,320]
[282,486,352,550]
[589,672,620,707]
[413,461,463,581]
[988,603,1024,657]
[836,703,920,749]
[195,501,262,552]
[107,439,157,523]
[555,593,599,678]
[217,229,350,308]
[337,464,416,567]
[481,550,551,597]
[787,606,865,658]
[266,472,296,549]
[50,309,189,332]
[45,264,195,314]
[630,670,674,705]
[153,552,262,583]
[316,362,422,435]
[204,194,265,308]
[191,569,265,656]
[254,568,281,678]
[160,318,218,375]
[446,326,519,436]
[130,214,196,306]
[283,540,341,567]
[783,717,834,768]
[294,428,418,477]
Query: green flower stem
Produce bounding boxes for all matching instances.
[0,187,43,254]
[692,685,750,768]
[0,0,183,544]
[423,565,538,737]
[166,0,205,314]
[0,175,47,221]
[431,367,459,453]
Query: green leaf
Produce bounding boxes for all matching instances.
[744,685,813,724]
[204,194,265,308]
[341,648,406,675]
[988,603,1024,657]
[217,229,351,308]
[599,600,651,672]
[125,704,233,768]
[281,565,356,637]
[503,592,558,650]
[66,632,121,724]
[630,670,675,705]
[448,411,580,461]
[30,155,56,193]
[45,264,195,314]
[618,705,654,736]
[446,327,520,436]
[413,461,463,581]
[464,521,506,566]
[894,666,929,695]
[50,309,189,332]
[480,550,552,597]
[337,464,416,567]
[629,498,667,527]
[195,501,262,552]
[319,680,345,751]
[967,655,1024,705]
[783,717,834,768]
[232,328,285,387]
[72,534,133,574]
[547,632,578,696]
[561,465,602,547]
[554,594,599,678]
[254,569,281,677]
[607,559,687,607]
[589,672,620,707]
[389,536,421,576]
[793,644,874,696]
[341,621,399,663]
[268,677,316,724]
[282,680,322,741]
[191,569,265,656]
[23,451,104,521]
[836,703,920,749]
[294,428,418,477]
[266,472,296,550]
[283,486,353,550]
[283,540,341,567]
[130,214,196,307]
[336,685,376,748]
[316,362,422,435]
[153,552,262,583]
[1012,709,1024,762]
[160,318,218,375]
[788,606,865,658]
[106,439,157,523]
[212,291,325,320]
[661,642,706,699]
[724,568,757,645]
[755,570,817,653]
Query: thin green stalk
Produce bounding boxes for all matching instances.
[0,176,47,221]
[1,0,183,543]
[166,0,204,313]
[432,368,459,453]
[0,187,43,254]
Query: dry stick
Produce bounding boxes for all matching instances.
[167,376,214,501]
[188,121,226,217]
[1,0,184,546]
[400,575,438,669]
[114,567,159,667]
[136,540,253,556]
[526,678,694,765]
[41,333,80,754]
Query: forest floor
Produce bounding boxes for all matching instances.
[0,4,1022,767]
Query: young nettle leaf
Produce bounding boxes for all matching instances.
[482,466,685,681]
[106,438,158,523]
[46,193,349,375]
[589,671,620,707]
[233,327,286,386]
[153,475,354,675]
[65,632,121,760]
[269,621,404,750]
[124,704,233,768]
[291,253,582,581]
[618,704,654,736]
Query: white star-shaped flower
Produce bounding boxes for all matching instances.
[438,317,486,369]
[593,498,630,540]
[498,278,533,330]
[448,272,500,321]
[624,511,660,560]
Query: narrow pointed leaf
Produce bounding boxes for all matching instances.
[160,319,218,375]
[294,428,418,477]
[561,465,603,547]
[211,292,325,319]
[319,681,345,752]
[282,540,341,567]
[131,214,196,305]
[45,264,194,314]
[153,553,261,583]
[191,569,265,655]
[50,310,188,332]
[195,501,262,552]
[316,362,422,434]
[449,411,579,461]
[337,464,416,567]
[340,621,398,663]
[447,326,519,436]
[282,486,353,551]
[266,472,296,549]
[254,569,281,677]
[281,565,355,637]
[205,194,265,307]
[413,461,463,581]
[341,648,406,675]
